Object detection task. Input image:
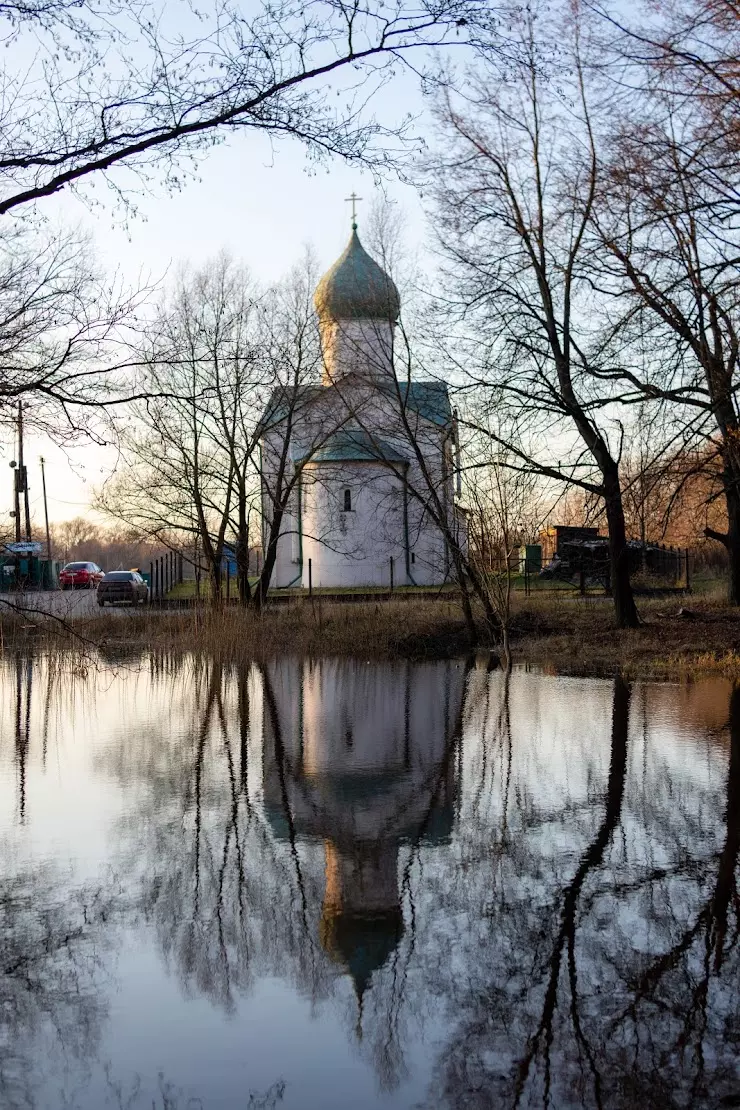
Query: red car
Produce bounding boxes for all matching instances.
[59,561,105,589]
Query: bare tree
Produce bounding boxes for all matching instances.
[0,224,145,437]
[98,251,337,606]
[426,1,640,627]
[465,443,544,664]
[98,255,261,600]
[0,0,486,220]
[584,0,740,601]
[251,253,339,607]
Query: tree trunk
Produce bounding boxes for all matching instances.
[705,349,740,604]
[724,469,740,606]
[209,558,223,607]
[251,507,285,610]
[236,482,251,606]
[458,572,478,647]
[704,463,740,605]
[465,559,500,637]
[711,682,740,970]
[604,469,639,629]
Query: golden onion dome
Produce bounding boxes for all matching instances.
[314,228,400,322]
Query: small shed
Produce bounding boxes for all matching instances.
[540,525,600,563]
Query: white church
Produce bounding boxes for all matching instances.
[259,213,466,589]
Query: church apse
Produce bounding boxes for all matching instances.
[260,658,467,1002]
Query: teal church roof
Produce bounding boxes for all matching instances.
[258,379,451,434]
[394,380,451,427]
[303,429,407,465]
[314,228,400,322]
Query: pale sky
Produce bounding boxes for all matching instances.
[1,82,432,527]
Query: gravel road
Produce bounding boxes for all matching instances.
[0,588,149,620]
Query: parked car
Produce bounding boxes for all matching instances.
[97,570,149,607]
[60,561,105,589]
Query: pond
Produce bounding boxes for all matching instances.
[0,653,737,1109]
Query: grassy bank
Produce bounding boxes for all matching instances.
[0,598,472,661]
[2,592,740,679]
[509,595,740,679]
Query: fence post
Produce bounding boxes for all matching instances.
[178,552,183,584]
[686,548,691,592]
[226,560,230,601]
[308,558,312,597]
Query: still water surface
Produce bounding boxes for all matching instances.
[0,653,737,1109]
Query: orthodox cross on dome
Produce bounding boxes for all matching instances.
[345,192,362,229]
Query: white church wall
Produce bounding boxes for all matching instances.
[302,461,406,588]
[259,373,463,589]
[319,318,394,384]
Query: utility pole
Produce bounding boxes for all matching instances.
[11,459,20,544]
[40,456,52,562]
[17,402,31,543]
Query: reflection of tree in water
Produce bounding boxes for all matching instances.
[0,655,116,1110]
[109,654,470,1093]
[0,864,113,1109]
[427,675,740,1110]
[107,659,301,1013]
[101,656,323,1017]
[104,1068,286,1110]
[260,657,470,1091]
[30,649,737,1108]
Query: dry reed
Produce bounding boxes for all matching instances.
[2,592,740,679]
[0,599,474,662]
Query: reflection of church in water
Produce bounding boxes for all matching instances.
[261,658,467,1001]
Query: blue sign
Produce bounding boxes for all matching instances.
[3,541,43,555]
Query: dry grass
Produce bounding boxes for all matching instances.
[0,598,473,662]
[509,593,740,679]
[2,590,740,678]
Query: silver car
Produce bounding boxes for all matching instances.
[97,570,149,606]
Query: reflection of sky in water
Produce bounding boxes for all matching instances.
[0,656,735,1109]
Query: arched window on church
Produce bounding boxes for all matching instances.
[343,488,352,512]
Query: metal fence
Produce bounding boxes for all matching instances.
[149,551,184,601]
[519,545,692,598]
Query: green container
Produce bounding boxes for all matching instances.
[520,544,542,573]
